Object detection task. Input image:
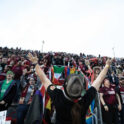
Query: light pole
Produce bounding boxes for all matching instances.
[42,40,45,53]
[112,47,115,58]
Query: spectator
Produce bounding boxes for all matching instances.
[28,52,112,124]
[100,78,122,124]
[109,71,119,86]
[12,60,23,103]
[0,71,17,111]
[0,65,9,81]
[17,75,36,124]
[0,46,123,124]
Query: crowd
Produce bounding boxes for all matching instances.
[0,46,124,124]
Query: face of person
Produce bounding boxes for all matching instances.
[29,78,35,85]
[6,74,13,80]
[104,79,110,88]
[120,79,124,87]
[21,57,24,61]
[2,58,7,64]
[95,69,100,74]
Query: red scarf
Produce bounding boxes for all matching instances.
[21,84,30,97]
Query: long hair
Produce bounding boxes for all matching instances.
[71,102,82,124]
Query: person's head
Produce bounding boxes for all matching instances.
[11,54,16,59]
[2,57,8,64]
[93,66,101,74]
[103,78,110,88]
[29,77,35,85]
[119,76,124,87]
[6,71,14,80]
[21,57,25,61]
[64,74,86,124]
[64,74,86,99]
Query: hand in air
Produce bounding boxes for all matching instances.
[106,58,114,67]
[85,59,90,66]
[27,53,38,64]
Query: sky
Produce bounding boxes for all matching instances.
[0,0,124,58]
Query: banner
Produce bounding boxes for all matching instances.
[0,110,7,124]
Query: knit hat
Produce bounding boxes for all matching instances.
[65,74,85,98]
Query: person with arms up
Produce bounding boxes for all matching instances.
[28,53,113,124]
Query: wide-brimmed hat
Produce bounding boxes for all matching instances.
[93,66,101,72]
[65,74,85,98]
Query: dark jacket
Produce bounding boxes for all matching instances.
[0,80,17,111]
[24,90,43,124]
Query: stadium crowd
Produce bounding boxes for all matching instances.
[0,46,124,124]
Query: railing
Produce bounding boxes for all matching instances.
[90,92,103,124]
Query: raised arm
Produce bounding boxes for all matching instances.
[28,53,52,90]
[85,59,93,73]
[92,59,112,91]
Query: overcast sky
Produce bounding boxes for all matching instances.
[0,0,124,57]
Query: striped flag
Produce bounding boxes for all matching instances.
[40,84,45,113]
[51,65,65,85]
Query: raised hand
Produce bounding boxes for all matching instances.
[85,59,90,66]
[27,53,38,64]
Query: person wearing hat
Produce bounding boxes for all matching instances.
[0,71,17,111]
[28,53,113,124]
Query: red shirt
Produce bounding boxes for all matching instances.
[100,85,117,105]
[0,72,6,81]
[12,65,22,80]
